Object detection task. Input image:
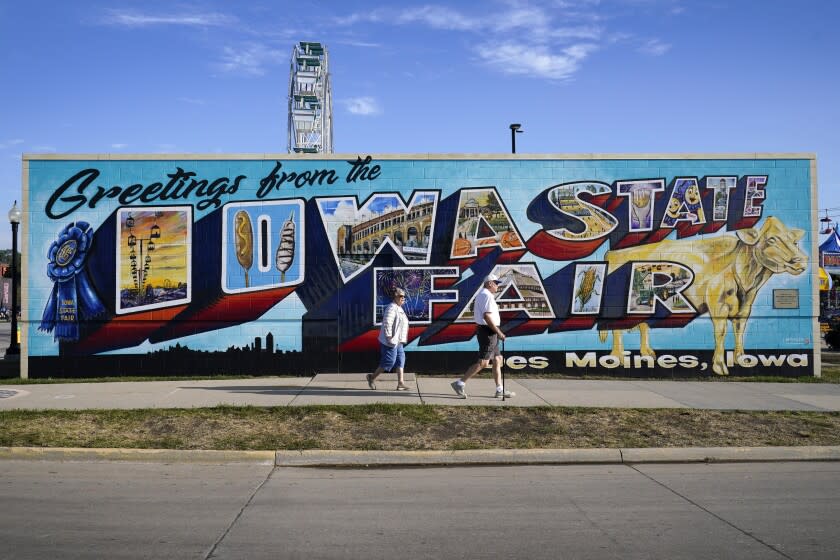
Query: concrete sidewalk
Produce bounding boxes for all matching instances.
[3,372,840,411]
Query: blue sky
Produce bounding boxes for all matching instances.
[2,0,839,249]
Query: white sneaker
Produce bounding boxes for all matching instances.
[451,381,467,399]
[495,389,515,399]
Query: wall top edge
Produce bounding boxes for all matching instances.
[22,152,817,161]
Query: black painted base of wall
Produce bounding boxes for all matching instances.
[23,349,815,378]
[0,359,19,379]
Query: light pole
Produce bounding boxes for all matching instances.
[509,123,523,154]
[6,200,21,359]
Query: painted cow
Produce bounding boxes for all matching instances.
[600,216,807,375]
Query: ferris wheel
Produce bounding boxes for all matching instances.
[287,41,333,154]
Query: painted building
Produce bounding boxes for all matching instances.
[20,154,819,378]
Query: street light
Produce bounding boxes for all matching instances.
[509,123,523,154]
[6,200,21,359]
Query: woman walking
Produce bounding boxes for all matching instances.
[367,287,410,391]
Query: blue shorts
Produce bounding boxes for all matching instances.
[379,343,405,371]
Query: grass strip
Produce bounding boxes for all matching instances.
[1,405,839,451]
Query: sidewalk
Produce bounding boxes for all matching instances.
[3,372,840,411]
[3,318,839,411]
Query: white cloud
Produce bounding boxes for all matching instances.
[335,39,382,48]
[492,6,604,42]
[333,200,361,221]
[333,7,465,29]
[550,25,604,41]
[102,9,236,27]
[490,5,550,33]
[394,5,480,30]
[217,43,284,76]
[334,3,605,81]
[332,12,370,26]
[608,31,634,44]
[475,42,596,80]
[336,5,539,33]
[177,97,207,105]
[0,139,24,150]
[32,145,56,152]
[111,143,128,149]
[344,97,382,116]
[556,0,602,6]
[638,38,671,56]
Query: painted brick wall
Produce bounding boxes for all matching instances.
[21,155,818,378]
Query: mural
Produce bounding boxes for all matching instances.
[458,264,554,322]
[572,263,606,315]
[117,208,191,314]
[222,200,304,292]
[451,188,525,258]
[602,216,807,375]
[374,267,459,324]
[318,192,437,280]
[617,181,661,231]
[22,156,817,378]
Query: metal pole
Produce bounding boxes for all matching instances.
[6,220,19,357]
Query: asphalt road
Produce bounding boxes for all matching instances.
[1,461,838,559]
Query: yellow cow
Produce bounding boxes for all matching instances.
[600,216,807,375]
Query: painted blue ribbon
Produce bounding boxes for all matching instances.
[39,221,106,341]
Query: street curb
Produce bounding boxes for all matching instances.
[275,446,840,467]
[0,447,275,464]
[620,446,840,463]
[276,448,622,466]
[2,445,839,466]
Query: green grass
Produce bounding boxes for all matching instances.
[1,405,839,451]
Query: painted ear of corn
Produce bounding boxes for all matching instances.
[276,211,295,282]
[234,210,254,287]
[575,266,600,308]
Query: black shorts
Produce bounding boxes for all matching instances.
[476,325,501,362]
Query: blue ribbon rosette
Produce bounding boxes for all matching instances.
[39,221,106,341]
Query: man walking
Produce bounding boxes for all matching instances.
[451,273,515,399]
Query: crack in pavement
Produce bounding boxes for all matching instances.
[204,466,276,559]
[627,464,793,560]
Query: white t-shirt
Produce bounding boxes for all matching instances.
[473,288,500,327]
